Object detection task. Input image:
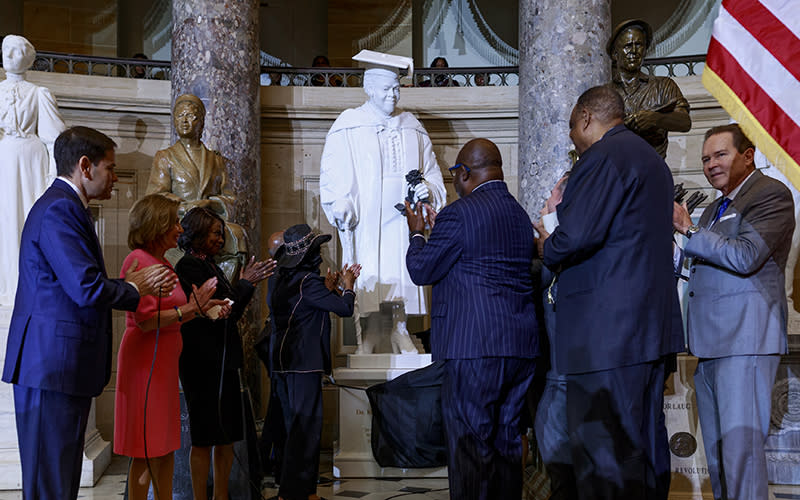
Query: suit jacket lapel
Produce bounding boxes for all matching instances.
[728,170,762,214]
[701,197,722,229]
[702,170,762,230]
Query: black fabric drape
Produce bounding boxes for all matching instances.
[366,361,447,468]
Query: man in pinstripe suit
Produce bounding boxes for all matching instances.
[405,138,538,500]
[537,86,682,500]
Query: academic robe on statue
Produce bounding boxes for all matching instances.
[320,103,446,315]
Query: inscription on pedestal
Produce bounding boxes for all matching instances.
[766,358,800,485]
[664,356,713,498]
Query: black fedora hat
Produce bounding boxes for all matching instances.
[277,224,332,268]
[607,19,653,57]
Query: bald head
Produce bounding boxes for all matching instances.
[452,138,504,198]
[457,138,502,170]
[268,231,285,257]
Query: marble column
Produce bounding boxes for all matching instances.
[172,1,262,379]
[517,0,611,217]
[171,1,262,313]
[171,2,261,495]
[172,0,261,237]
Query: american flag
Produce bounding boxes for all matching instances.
[702,0,800,188]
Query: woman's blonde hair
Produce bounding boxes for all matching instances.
[127,194,180,250]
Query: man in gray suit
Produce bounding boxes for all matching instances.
[673,123,795,500]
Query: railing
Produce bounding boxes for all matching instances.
[642,54,706,77]
[3,51,172,80]
[260,66,520,87]
[1,51,706,86]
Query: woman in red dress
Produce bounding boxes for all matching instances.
[114,194,230,500]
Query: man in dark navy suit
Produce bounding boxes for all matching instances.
[536,86,682,500]
[3,126,177,500]
[405,138,538,500]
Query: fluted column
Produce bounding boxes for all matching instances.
[518,0,611,217]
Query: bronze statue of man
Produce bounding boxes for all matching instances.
[146,93,246,277]
[607,19,691,158]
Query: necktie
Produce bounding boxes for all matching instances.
[712,198,731,224]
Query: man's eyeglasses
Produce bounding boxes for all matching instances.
[448,163,470,177]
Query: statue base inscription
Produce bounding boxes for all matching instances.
[766,353,800,485]
[664,355,713,499]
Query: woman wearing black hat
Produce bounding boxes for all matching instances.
[269,224,360,500]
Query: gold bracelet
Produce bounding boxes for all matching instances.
[174,305,183,322]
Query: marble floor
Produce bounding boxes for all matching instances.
[0,456,799,500]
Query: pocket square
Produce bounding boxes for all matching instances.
[719,214,737,222]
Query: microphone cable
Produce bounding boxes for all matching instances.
[215,296,270,500]
[179,260,269,500]
[139,283,162,500]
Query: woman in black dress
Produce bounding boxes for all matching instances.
[176,207,275,500]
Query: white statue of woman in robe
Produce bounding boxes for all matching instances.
[320,51,447,354]
[0,35,66,306]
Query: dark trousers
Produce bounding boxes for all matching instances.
[566,358,669,500]
[273,372,322,500]
[442,358,536,500]
[14,385,91,500]
[258,381,286,482]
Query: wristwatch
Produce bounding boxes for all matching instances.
[686,224,700,238]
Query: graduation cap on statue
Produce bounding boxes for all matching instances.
[352,49,414,79]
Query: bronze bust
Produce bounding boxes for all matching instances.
[607,19,691,158]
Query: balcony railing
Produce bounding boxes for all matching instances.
[1,51,707,87]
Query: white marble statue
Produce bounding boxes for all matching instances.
[0,35,66,306]
[320,50,446,354]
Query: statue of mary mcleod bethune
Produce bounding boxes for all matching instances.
[320,50,446,354]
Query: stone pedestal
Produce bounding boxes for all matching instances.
[333,354,447,478]
[0,305,20,489]
[766,353,800,484]
[664,355,713,499]
[663,352,800,498]
[0,305,110,489]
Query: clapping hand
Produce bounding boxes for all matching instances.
[532,220,549,258]
[423,203,437,229]
[240,256,276,285]
[404,200,425,233]
[189,277,228,319]
[341,263,362,290]
[325,268,342,293]
[124,260,178,297]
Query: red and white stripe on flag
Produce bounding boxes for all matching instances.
[702,0,800,189]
